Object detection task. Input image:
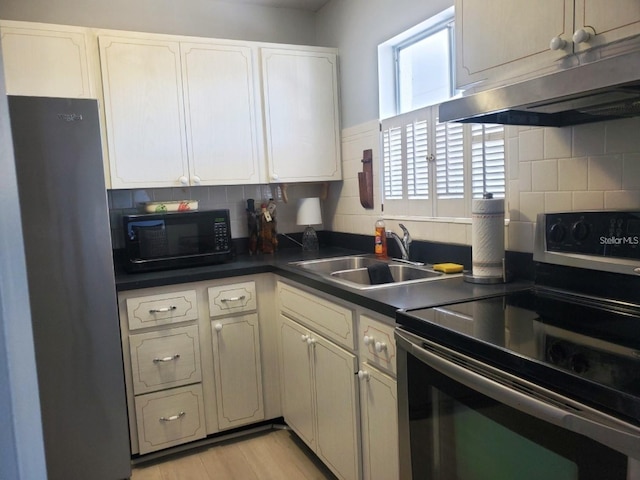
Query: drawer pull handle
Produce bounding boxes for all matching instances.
[159,411,185,422]
[149,306,177,314]
[153,354,180,363]
[221,295,245,303]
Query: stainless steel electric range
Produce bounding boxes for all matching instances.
[396,211,640,480]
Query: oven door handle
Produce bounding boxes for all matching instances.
[397,330,640,460]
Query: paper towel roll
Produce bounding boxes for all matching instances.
[471,197,505,279]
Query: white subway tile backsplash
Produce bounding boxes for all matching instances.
[507,221,534,253]
[544,127,572,159]
[508,136,519,180]
[604,190,640,209]
[588,155,623,190]
[519,192,544,222]
[622,154,640,189]
[573,123,605,157]
[518,161,532,192]
[519,128,544,161]
[531,159,558,191]
[605,117,640,153]
[110,189,133,209]
[573,191,604,210]
[558,157,588,190]
[544,192,572,213]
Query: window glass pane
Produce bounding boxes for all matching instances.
[398,28,451,113]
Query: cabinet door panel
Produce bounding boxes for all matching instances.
[1,23,93,98]
[262,48,341,182]
[211,313,264,429]
[314,335,360,480]
[360,366,398,480]
[182,42,264,185]
[456,0,573,89]
[575,0,640,52]
[279,316,315,448]
[99,35,188,188]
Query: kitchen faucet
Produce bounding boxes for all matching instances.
[386,223,413,261]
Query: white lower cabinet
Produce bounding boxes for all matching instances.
[210,315,264,428]
[277,281,360,480]
[135,384,206,455]
[358,365,398,480]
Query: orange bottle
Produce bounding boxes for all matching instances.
[374,219,387,257]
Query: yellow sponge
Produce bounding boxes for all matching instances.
[433,263,464,274]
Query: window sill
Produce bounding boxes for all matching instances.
[383,214,511,226]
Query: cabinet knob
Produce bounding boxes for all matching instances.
[573,28,591,44]
[375,341,387,353]
[307,337,316,346]
[549,36,567,51]
[271,173,279,181]
[301,334,310,343]
[192,175,201,185]
[357,370,370,381]
[179,176,189,186]
[214,323,223,333]
[363,335,374,346]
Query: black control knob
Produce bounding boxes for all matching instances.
[570,353,590,374]
[571,220,590,242]
[548,223,566,243]
[548,342,567,364]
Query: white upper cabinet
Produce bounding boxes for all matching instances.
[0,21,96,98]
[99,35,190,189]
[181,42,264,185]
[573,0,640,53]
[261,47,342,183]
[456,0,640,91]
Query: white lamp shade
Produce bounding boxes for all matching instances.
[296,197,322,226]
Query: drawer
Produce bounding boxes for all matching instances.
[134,384,206,455]
[126,290,198,330]
[359,315,396,376]
[277,281,355,350]
[129,325,202,395]
[208,281,256,317]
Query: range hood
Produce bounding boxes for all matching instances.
[439,49,640,127]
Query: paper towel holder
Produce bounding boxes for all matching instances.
[463,258,511,284]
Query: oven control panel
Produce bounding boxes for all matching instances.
[543,211,640,259]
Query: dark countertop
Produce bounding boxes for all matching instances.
[115,247,532,318]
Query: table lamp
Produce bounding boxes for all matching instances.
[297,197,322,251]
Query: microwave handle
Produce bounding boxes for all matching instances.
[396,330,640,460]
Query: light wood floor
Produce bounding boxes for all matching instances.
[130,429,338,480]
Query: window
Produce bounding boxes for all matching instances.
[379,8,505,220]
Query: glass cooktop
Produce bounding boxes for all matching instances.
[399,289,640,425]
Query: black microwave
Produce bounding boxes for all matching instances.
[122,210,232,272]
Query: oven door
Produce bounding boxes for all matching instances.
[396,328,640,480]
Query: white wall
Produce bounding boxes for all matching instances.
[0,0,318,45]
[317,1,640,253]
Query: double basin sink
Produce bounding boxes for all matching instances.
[289,255,462,290]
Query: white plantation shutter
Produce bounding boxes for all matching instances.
[382,125,403,199]
[381,105,506,217]
[407,119,429,199]
[435,120,464,199]
[471,124,505,198]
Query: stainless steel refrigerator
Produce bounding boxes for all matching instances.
[8,96,131,480]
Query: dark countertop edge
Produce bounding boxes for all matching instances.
[115,247,533,317]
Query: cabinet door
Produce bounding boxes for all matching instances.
[279,316,315,448]
[359,366,398,480]
[455,0,574,90]
[99,35,189,188]
[211,313,264,429]
[574,0,640,53]
[181,42,264,185]
[313,332,360,480]
[0,22,94,98]
[261,48,341,183]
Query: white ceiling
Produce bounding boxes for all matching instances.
[227,0,331,12]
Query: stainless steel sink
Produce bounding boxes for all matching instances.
[289,255,461,290]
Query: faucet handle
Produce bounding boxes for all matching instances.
[399,223,412,246]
